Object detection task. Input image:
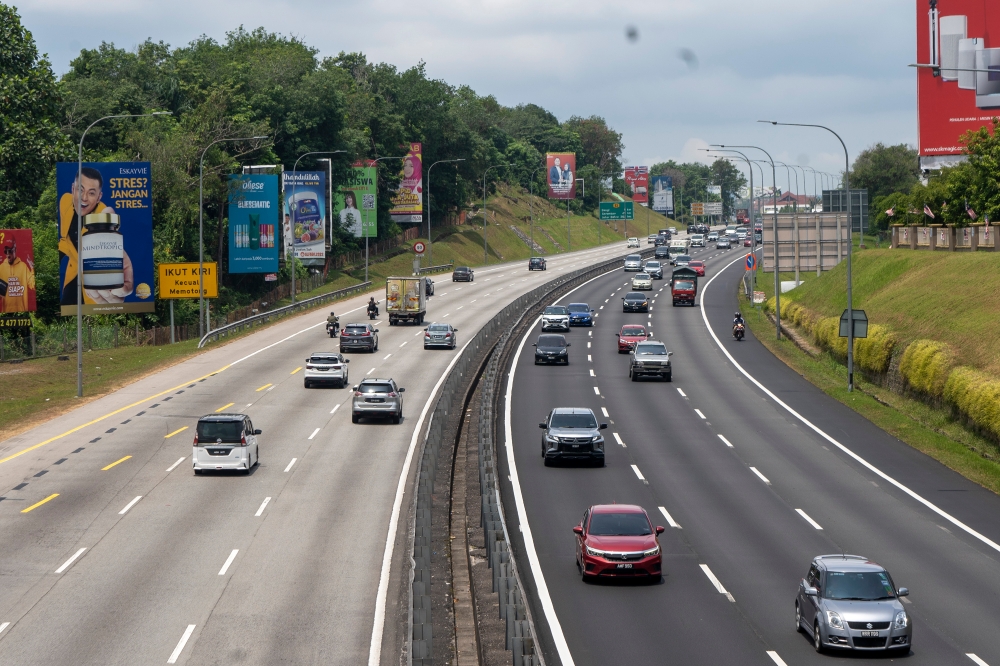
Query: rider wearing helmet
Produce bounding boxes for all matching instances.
[367,297,378,317]
[733,311,744,326]
[327,311,339,324]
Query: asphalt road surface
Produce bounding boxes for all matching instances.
[504,240,1000,665]
[0,243,626,666]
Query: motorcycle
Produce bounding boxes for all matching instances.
[326,321,339,338]
[733,322,745,341]
[367,303,379,320]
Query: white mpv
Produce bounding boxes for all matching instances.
[192,413,260,475]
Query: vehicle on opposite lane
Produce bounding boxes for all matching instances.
[631,273,653,290]
[533,334,570,365]
[617,324,650,352]
[452,266,474,282]
[621,292,649,313]
[796,554,911,654]
[303,352,350,388]
[689,234,705,248]
[567,303,595,327]
[627,237,640,248]
[647,235,658,245]
[744,237,753,247]
[623,254,643,271]
[529,257,547,271]
[541,305,571,331]
[340,323,379,353]
[707,231,719,242]
[423,322,458,349]
[192,413,260,475]
[575,505,664,581]
[540,407,607,466]
[352,378,406,423]
[629,340,673,381]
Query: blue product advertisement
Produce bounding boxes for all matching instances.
[56,162,155,315]
[283,170,326,266]
[228,174,279,274]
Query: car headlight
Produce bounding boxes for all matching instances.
[894,611,909,629]
[591,435,603,444]
[826,611,844,630]
[642,545,660,557]
[586,546,607,558]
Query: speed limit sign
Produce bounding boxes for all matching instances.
[413,241,426,255]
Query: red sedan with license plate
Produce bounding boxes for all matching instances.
[688,260,706,277]
[574,505,664,581]
[617,324,649,353]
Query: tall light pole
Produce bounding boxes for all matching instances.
[199,135,267,338]
[574,177,585,251]
[482,164,512,264]
[529,166,544,251]
[426,158,464,267]
[804,166,821,209]
[76,111,171,398]
[366,156,407,283]
[762,120,856,391]
[317,157,335,249]
[289,150,346,302]
[706,148,755,295]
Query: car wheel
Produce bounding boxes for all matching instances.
[194,469,202,475]
[304,381,310,389]
[795,603,803,633]
[534,358,539,365]
[630,368,637,381]
[352,414,360,424]
[813,621,824,653]
[665,373,672,382]
[595,458,605,468]
[543,456,552,467]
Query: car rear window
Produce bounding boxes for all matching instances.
[676,255,691,262]
[550,413,598,429]
[544,306,568,315]
[689,261,704,267]
[345,325,369,334]
[428,324,450,331]
[197,420,242,443]
[359,383,392,393]
[567,304,589,313]
[634,274,650,279]
[589,512,652,536]
[537,335,566,347]
[622,326,645,336]
[636,343,667,355]
[645,261,660,267]
[455,267,470,272]
[310,355,339,363]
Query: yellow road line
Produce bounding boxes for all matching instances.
[164,426,188,439]
[290,367,302,375]
[256,383,272,392]
[101,456,132,471]
[21,493,59,513]
[215,403,235,412]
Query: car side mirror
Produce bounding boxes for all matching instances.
[616,333,620,336]
[344,359,350,363]
[655,526,666,535]
[453,328,458,332]
[424,327,428,331]
[897,587,909,597]
[352,386,358,391]
[566,343,571,347]
[668,351,673,356]
[254,429,262,435]
[804,586,818,597]
[305,358,309,362]
[590,309,595,313]
[599,423,608,430]
[647,333,653,337]
[538,422,547,429]
[532,343,537,347]
[399,388,405,393]
[572,526,584,535]
[374,328,380,332]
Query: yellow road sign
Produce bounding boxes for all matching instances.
[690,202,705,216]
[158,262,218,299]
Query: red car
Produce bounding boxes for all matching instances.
[744,238,753,247]
[574,504,664,581]
[688,260,706,277]
[616,324,648,353]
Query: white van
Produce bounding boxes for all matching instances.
[669,238,688,253]
[192,413,260,475]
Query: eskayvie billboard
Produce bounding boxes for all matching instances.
[57,162,155,315]
[228,174,279,273]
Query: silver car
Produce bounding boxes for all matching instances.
[540,407,608,467]
[424,322,458,349]
[796,554,911,654]
[629,340,672,381]
[623,254,643,271]
[303,352,350,388]
[351,378,405,424]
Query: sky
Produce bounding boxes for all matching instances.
[18,0,917,195]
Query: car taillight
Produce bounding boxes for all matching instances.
[192,434,198,446]
[388,392,398,397]
[306,364,314,369]
[425,332,431,337]
[240,434,248,447]
[444,333,452,337]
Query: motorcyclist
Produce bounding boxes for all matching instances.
[367,297,379,317]
[326,311,339,325]
[733,311,745,327]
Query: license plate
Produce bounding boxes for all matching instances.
[616,563,633,569]
[861,631,880,637]
[366,398,384,403]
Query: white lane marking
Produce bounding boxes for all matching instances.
[383,353,392,360]
[370,338,473,666]
[613,433,626,447]
[587,342,591,348]
[631,464,645,481]
[700,564,735,601]
[118,496,142,515]
[604,298,609,303]
[367,367,375,375]
[284,458,297,472]
[308,428,321,440]
[589,369,595,377]
[796,509,823,530]
[415,331,423,336]
[255,497,271,517]
[593,386,600,395]
[587,355,592,362]
[588,331,592,337]
[218,549,239,575]
[700,251,1000,557]
[658,506,681,529]
[750,466,771,485]
[168,624,196,663]
[399,341,408,347]
[330,404,340,415]
[718,434,734,448]
[471,299,478,303]
[694,408,706,419]
[0,622,8,635]
[457,306,464,311]
[601,407,609,417]
[245,403,252,407]
[166,457,186,472]
[677,388,687,397]
[967,654,990,666]
[55,548,87,574]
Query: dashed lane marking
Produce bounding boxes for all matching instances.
[750,467,771,485]
[658,506,681,529]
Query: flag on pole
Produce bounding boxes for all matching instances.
[966,200,977,219]
[885,206,895,217]
[924,204,935,219]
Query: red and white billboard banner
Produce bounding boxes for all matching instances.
[546,153,576,200]
[917,0,1000,157]
[624,166,649,204]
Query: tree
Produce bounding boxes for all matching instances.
[710,159,747,218]
[847,143,920,200]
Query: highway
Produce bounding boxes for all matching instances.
[0,243,626,666]
[503,240,1000,665]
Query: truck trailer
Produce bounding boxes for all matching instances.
[385,276,427,325]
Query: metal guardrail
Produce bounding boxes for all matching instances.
[417,262,454,275]
[197,281,373,348]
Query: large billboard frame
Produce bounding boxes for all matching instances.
[0,228,37,315]
[283,170,327,266]
[228,174,279,274]
[390,143,423,225]
[546,153,576,200]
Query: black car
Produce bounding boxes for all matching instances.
[622,292,649,313]
[654,246,670,259]
[533,334,570,365]
[452,266,474,282]
[653,236,668,246]
[425,278,435,296]
[340,323,379,353]
[528,257,547,271]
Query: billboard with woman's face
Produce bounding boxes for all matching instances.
[546,153,576,199]
[390,143,423,224]
[336,164,378,238]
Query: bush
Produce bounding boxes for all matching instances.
[764,296,777,314]
[899,339,954,397]
[944,366,1000,441]
[812,316,847,356]
[855,324,897,375]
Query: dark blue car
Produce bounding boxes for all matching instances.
[567,303,594,327]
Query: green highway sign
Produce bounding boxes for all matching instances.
[600,201,634,221]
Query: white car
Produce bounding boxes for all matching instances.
[707,232,719,242]
[304,352,350,388]
[647,235,658,245]
[624,254,643,271]
[193,414,260,475]
[627,237,640,248]
[689,234,705,247]
[631,273,653,290]
[541,305,571,331]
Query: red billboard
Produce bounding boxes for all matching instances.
[0,229,36,313]
[917,0,1000,160]
[624,166,649,204]
[546,153,576,199]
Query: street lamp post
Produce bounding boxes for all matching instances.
[426,158,465,267]
[529,166,543,251]
[574,177,585,251]
[482,164,512,264]
[706,148,756,296]
[762,120,856,391]
[75,111,171,398]
[289,151,346,302]
[365,156,408,283]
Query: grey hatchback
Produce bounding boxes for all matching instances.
[352,378,405,423]
[540,407,608,467]
[796,554,911,654]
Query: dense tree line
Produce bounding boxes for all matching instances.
[650,159,746,221]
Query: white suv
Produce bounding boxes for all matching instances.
[304,352,350,388]
[541,305,570,331]
[689,234,705,247]
[193,414,260,475]
[627,237,640,248]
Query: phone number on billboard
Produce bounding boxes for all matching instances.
[0,316,33,328]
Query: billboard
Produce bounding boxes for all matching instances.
[228,174,279,274]
[158,262,218,299]
[917,1,1000,164]
[546,152,576,199]
[390,143,423,224]
[624,166,649,204]
[283,171,326,264]
[651,176,673,215]
[0,229,36,313]
[57,162,155,315]
[337,163,378,238]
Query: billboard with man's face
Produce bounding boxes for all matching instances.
[624,167,649,204]
[0,229,36,314]
[336,163,378,238]
[390,143,423,224]
[56,162,155,315]
[917,0,1000,162]
[546,153,576,200]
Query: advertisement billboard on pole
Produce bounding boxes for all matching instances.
[283,170,326,265]
[651,176,673,215]
[390,143,423,224]
[57,162,155,315]
[228,174,279,274]
[336,163,378,238]
[0,229,36,314]
[917,0,1000,166]
[624,166,649,204]
[546,153,576,199]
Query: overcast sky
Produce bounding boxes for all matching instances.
[19,0,916,194]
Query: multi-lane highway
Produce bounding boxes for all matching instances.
[504,240,1000,665]
[0,243,626,665]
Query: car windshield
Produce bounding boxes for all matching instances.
[621,326,645,336]
[676,255,691,262]
[635,343,667,355]
[567,304,590,313]
[197,420,242,443]
[428,324,450,331]
[359,383,392,393]
[537,335,566,347]
[625,292,645,300]
[589,512,652,536]
[309,355,339,363]
[634,274,650,280]
[824,571,896,601]
[550,412,598,429]
[689,261,704,267]
[626,255,641,261]
[645,262,660,268]
[674,280,695,290]
[544,306,568,315]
